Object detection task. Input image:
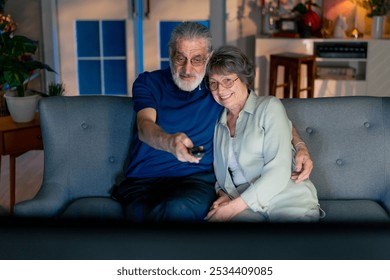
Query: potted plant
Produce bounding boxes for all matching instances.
[42,82,66,97]
[363,0,390,38]
[0,11,55,122]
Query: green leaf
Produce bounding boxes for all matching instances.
[1,26,56,96]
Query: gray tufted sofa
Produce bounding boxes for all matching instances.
[282,96,390,223]
[13,95,390,223]
[14,96,136,220]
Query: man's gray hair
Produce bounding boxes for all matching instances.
[168,21,213,59]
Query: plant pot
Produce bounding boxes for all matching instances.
[371,16,384,39]
[4,93,39,123]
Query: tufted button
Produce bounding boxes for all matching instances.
[336,159,343,165]
[109,156,116,163]
[306,127,313,134]
[81,122,89,129]
[364,122,371,128]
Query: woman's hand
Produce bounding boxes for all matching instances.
[292,144,313,184]
[205,195,248,222]
[209,190,230,210]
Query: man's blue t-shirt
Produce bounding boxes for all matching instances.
[125,67,223,178]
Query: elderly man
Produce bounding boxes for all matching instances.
[112,22,312,222]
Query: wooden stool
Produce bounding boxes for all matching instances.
[269,52,316,98]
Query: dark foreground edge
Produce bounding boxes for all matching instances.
[1,216,390,260]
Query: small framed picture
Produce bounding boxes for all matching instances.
[278,18,298,32]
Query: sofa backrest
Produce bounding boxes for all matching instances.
[38,95,390,205]
[282,96,390,202]
[39,96,136,201]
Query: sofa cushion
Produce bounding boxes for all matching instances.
[40,96,136,200]
[61,197,124,220]
[13,96,136,218]
[282,97,387,201]
[319,200,390,222]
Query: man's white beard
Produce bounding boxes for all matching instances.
[172,68,206,92]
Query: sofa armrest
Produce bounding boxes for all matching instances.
[382,192,390,216]
[13,183,70,217]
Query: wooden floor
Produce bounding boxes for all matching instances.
[0,150,43,215]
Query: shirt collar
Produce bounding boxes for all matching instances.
[242,90,257,115]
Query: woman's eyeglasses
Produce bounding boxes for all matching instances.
[207,77,239,91]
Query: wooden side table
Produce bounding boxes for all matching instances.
[269,52,316,98]
[0,113,43,213]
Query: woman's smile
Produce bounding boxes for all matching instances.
[219,92,234,100]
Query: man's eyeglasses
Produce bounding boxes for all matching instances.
[173,55,208,67]
[207,77,239,91]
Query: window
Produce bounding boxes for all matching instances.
[76,20,127,95]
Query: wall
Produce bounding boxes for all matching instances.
[3,0,45,92]
[226,0,261,66]
[4,0,239,95]
[4,0,389,95]
[4,0,42,44]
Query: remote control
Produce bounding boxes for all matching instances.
[189,146,206,158]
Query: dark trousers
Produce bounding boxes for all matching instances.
[112,172,217,222]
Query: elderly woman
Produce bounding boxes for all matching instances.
[205,46,322,222]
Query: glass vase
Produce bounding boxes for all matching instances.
[371,16,384,39]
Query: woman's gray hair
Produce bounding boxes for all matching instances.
[168,22,213,59]
[206,45,255,89]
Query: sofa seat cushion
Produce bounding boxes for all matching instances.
[61,197,124,220]
[320,200,390,222]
